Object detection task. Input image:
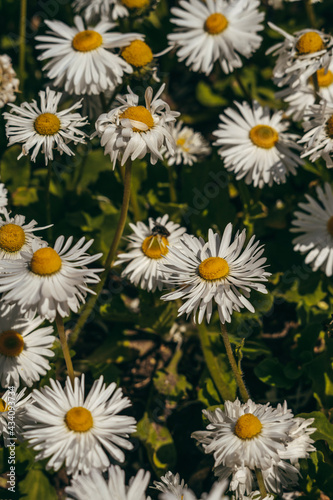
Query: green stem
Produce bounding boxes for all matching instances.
[100,92,107,111]
[168,164,177,203]
[55,313,75,387]
[220,323,250,402]
[234,70,251,101]
[197,323,235,402]
[130,184,141,222]
[46,162,53,242]
[305,0,317,28]
[19,0,27,89]
[312,72,320,104]
[255,467,268,499]
[71,160,132,340]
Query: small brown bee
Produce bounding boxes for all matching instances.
[151,223,170,238]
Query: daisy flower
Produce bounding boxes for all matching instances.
[95,84,179,168]
[291,183,333,276]
[167,0,264,76]
[213,101,303,188]
[160,481,229,500]
[0,54,19,108]
[121,39,161,82]
[0,209,49,260]
[161,225,270,324]
[153,471,187,499]
[267,23,333,88]
[3,87,87,165]
[72,0,129,22]
[0,183,8,212]
[277,64,333,122]
[0,387,32,443]
[0,236,103,321]
[0,305,55,388]
[35,16,141,95]
[24,375,137,475]
[163,121,211,166]
[299,100,333,167]
[115,214,187,292]
[66,465,150,500]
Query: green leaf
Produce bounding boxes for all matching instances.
[1,146,31,192]
[19,470,57,500]
[196,81,227,107]
[254,357,294,388]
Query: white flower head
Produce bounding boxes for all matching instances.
[291,182,333,276]
[213,101,303,188]
[72,0,129,22]
[36,16,142,95]
[168,0,264,75]
[0,209,50,260]
[95,84,179,168]
[24,375,137,476]
[0,387,32,443]
[299,99,333,167]
[0,184,8,212]
[160,481,229,500]
[66,465,151,500]
[161,225,270,324]
[153,471,187,499]
[3,87,87,165]
[0,54,19,108]
[267,23,333,88]
[164,121,211,166]
[0,235,103,321]
[115,215,187,292]
[0,304,55,388]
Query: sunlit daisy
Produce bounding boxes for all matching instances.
[0,54,19,108]
[0,236,103,321]
[95,84,179,168]
[0,210,49,260]
[0,305,55,388]
[3,87,87,165]
[163,121,211,166]
[115,214,187,292]
[160,481,229,500]
[0,183,8,212]
[24,375,137,475]
[213,101,303,188]
[168,0,264,75]
[66,465,150,500]
[277,64,333,122]
[153,471,187,499]
[161,225,270,324]
[36,16,141,95]
[72,0,129,22]
[267,23,333,88]
[299,99,333,166]
[0,387,32,443]
[291,183,333,276]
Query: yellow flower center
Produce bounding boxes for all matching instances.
[121,40,153,67]
[120,105,154,132]
[315,68,333,87]
[327,216,333,236]
[199,256,229,281]
[34,113,61,136]
[296,31,324,54]
[65,407,94,432]
[0,330,24,357]
[72,30,103,52]
[142,235,169,259]
[326,115,333,138]
[0,398,9,412]
[249,125,279,149]
[30,247,62,276]
[121,0,149,8]
[234,414,263,440]
[0,224,25,253]
[205,13,228,35]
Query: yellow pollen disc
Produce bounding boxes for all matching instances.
[296,31,324,54]
[142,235,169,259]
[326,115,333,138]
[249,125,279,149]
[0,330,24,357]
[30,247,62,276]
[121,40,153,67]
[0,224,25,253]
[205,13,228,35]
[327,216,333,236]
[65,407,93,432]
[177,137,186,146]
[34,113,61,136]
[234,414,263,440]
[316,68,333,87]
[72,30,103,52]
[199,256,229,281]
[120,105,154,132]
[121,0,149,8]
[0,398,9,413]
